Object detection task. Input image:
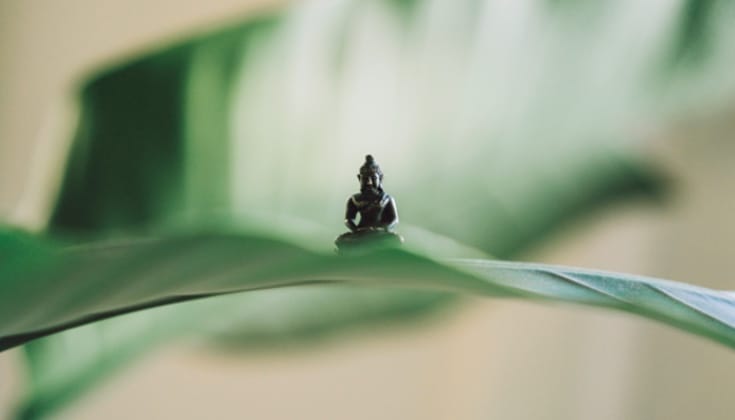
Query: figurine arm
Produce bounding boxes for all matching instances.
[344,197,358,232]
[381,197,398,231]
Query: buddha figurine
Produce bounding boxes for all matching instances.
[335,155,402,252]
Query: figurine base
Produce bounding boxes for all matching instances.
[335,230,404,255]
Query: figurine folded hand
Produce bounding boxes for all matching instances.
[357,226,383,233]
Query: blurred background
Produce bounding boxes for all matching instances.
[1,0,734,419]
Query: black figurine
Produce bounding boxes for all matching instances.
[335,155,403,252]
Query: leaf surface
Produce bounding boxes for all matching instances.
[4,232,735,353]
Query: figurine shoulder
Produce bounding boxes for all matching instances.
[380,192,394,206]
[349,193,370,208]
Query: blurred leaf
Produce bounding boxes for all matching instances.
[669,0,718,65]
[13,0,735,418]
[49,1,676,253]
[19,285,452,420]
[18,2,670,415]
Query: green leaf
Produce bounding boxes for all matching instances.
[19,285,453,420]
[5,230,735,418]
[4,231,735,352]
[34,0,666,381]
[17,3,668,414]
[14,0,735,417]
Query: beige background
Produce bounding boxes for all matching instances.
[1,1,734,419]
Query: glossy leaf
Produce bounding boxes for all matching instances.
[8,230,735,418]
[3,231,735,351]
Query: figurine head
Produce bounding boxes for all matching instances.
[358,154,383,194]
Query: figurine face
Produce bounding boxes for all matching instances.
[358,172,381,193]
